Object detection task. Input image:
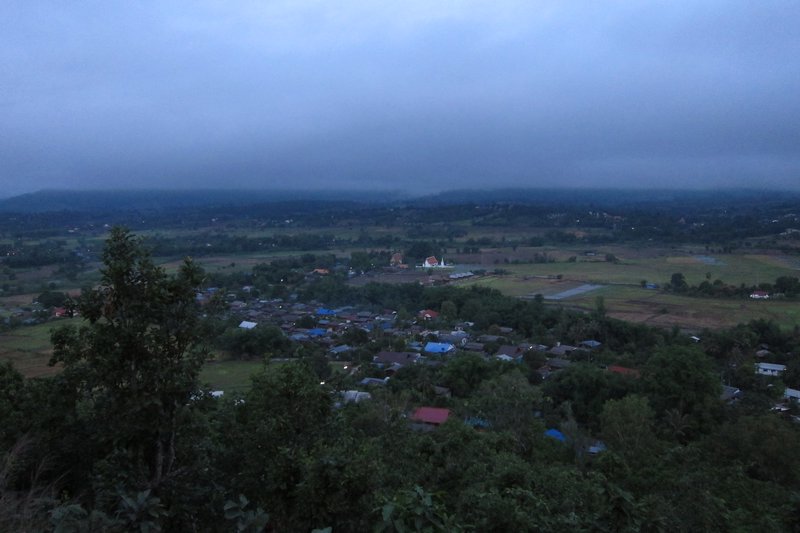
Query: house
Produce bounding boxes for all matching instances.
[608,365,641,378]
[329,344,352,356]
[579,340,602,350]
[341,390,372,404]
[721,385,743,402]
[422,256,442,268]
[549,344,579,357]
[238,321,257,330]
[495,345,524,357]
[587,441,607,455]
[438,333,468,346]
[547,358,572,370]
[462,342,486,352]
[750,290,770,299]
[360,377,390,387]
[464,416,491,430]
[390,252,405,267]
[410,407,451,428]
[784,388,800,401]
[374,351,421,368]
[433,385,452,398]
[419,309,439,320]
[544,428,567,442]
[756,362,787,376]
[424,342,455,355]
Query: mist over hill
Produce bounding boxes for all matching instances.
[2,187,799,215]
[0,189,410,213]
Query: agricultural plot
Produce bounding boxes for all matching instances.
[0,318,78,377]
[463,247,800,330]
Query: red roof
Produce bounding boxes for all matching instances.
[410,407,451,425]
[419,309,439,319]
[608,365,641,378]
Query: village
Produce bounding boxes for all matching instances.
[196,264,800,432]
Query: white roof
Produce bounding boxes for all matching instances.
[239,320,257,329]
[758,362,787,371]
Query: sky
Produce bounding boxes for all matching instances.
[1,1,799,197]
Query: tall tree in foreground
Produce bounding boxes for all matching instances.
[50,227,207,493]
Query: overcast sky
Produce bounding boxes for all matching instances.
[1,1,799,197]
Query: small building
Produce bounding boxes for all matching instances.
[549,344,579,357]
[424,342,455,355]
[329,344,352,356]
[608,365,641,378]
[238,321,257,330]
[374,351,422,368]
[390,252,405,267]
[756,362,787,376]
[419,309,439,320]
[341,390,372,404]
[360,377,390,387]
[784,388,800,401]
[410,407,451,429]
[423,256,441,268]
[750,290,770,300]
[721,385,742,402]
[544,428,567,442]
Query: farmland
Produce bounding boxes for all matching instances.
[0,318,77,377]
[2,191,800,379]
[458,246,800,330]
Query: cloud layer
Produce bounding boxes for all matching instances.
[2,1,799,195]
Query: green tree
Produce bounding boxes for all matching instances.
[669,272,688,292]
[642,346,721,439]
[35,290,68,308]
[50,227,207,491]
[600,395,659,467]
[471,370,545,453]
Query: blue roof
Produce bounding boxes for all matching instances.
[544,429,566,442]
[316,308,335,316]
[308,328,326,336]
[464,416,491,429]
[424,342,454,353]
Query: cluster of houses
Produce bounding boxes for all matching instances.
[200,283,800,431]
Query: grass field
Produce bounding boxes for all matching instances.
[460,247,800,330]
[200,359,265,392]
[0,318,79,377]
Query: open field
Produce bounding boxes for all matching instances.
[570,286,800,330]
[200,359,265,393]
[460,247,800,330]
[0,318,79,377]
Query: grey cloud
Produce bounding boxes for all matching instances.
[1,1,799,196]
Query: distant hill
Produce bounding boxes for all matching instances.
[0,189,405,213]
[407,187,800,207]
[1,187,798,214]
